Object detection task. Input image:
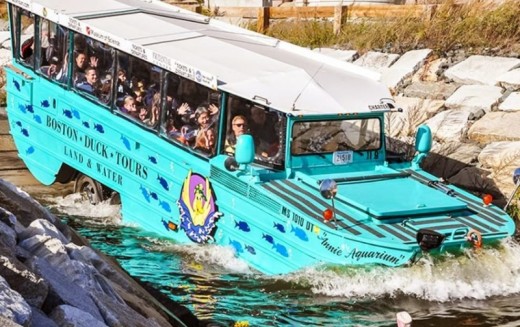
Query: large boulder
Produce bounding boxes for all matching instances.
[444,55,520,85]
[468,111,520,144]
[477,141,520,198]
[444,85,503,118]
[0,245,49,309]
[91,292,162,327]
[0,180,71,240]
[424,109,471,142]
[49,305,107,327]
[0,275,32,326]
[30,306,59,327]
[387,96,444,138]
[19,235,72,269]
[25,256,103,321]
[18,219,69,245]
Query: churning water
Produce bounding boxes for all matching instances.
[47,194,520,326]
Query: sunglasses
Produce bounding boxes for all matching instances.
[233,123,245,127]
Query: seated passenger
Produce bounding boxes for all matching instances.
[73,51,88,83]
[116,69,133,101]
[120,95,138,118]
[225,115,248,154]
[20,36,34,63]
[76,67,100,96]
[40,56,60,79]
[194,128,216,156]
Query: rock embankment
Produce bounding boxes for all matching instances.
[0,178,201,327]
[315,48,520,203]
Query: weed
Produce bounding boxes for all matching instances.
[264,0,520,55]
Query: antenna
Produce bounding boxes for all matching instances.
[291,64,324,111]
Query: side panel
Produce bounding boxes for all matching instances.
[6,67,63,185]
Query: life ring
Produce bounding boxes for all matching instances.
[466,229,482,248]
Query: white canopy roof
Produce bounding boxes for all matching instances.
[12,0,392,115]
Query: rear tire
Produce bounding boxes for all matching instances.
[74,175,104,205]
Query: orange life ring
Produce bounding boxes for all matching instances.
[466,229,482,248]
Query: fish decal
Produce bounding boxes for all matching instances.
[41,100,50,108]
[177,171,222,243]
[33,114,42,124]
[229,239,243,254]
[161,218,178,232]
[120,135,131,150]
[150,192,158,201]
[140,185,150,203]
[262,233,274,244]
[71,108,80,119]
[82,121,90,128]
[21,128,29,137]
[159,200,172,213]
[157,175,169,191]
[18,104,26,113]
[273,223,286,233]
[245,245,256,255]
[148,156,158,164]
[93,123,104,133]
[235,220,251,232]
[291,225,309,242]
[63,109,73,119]
[25,146,35,155]
[272,243,289,257]
[25,105,34,113]
[15,121,22,127]
[13,80,20,92]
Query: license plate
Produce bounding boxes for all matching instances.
[333,150,353,165]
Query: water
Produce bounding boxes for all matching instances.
[45,194,520,326]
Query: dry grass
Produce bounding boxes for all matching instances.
[265,0,520,55]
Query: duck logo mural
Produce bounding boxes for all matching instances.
[177,171,222,243]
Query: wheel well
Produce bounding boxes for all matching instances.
[55,163,79,184]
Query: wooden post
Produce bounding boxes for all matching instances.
[257,7,270,34]
[333,5,348,35]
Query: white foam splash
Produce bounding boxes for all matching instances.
[144,239,252,274]
[280,239,520,302]
[47,193,121,225]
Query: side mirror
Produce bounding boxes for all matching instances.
[319,179,337,199]
[235,134,255,165]
[415,125,432,154]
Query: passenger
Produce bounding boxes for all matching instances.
[120,95,138,118]
[99,74,112,104]
[73,51,88,82]
[190,103,219,141]
[194,128,216,156]
[116,69,134,101]
[20,36,34,64]
[225,115,248,154]
[55,52,69,83]
[142,93,161,128]
[40,56,60,79]
[76,66,100,96]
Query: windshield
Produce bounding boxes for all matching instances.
[291,118,381,155]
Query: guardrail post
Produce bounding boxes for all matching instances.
[333,5,348,35]
[257,7,270,33]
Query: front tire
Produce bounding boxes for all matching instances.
[74,174,104,205]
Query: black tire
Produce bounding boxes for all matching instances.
[74,174,104,205]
